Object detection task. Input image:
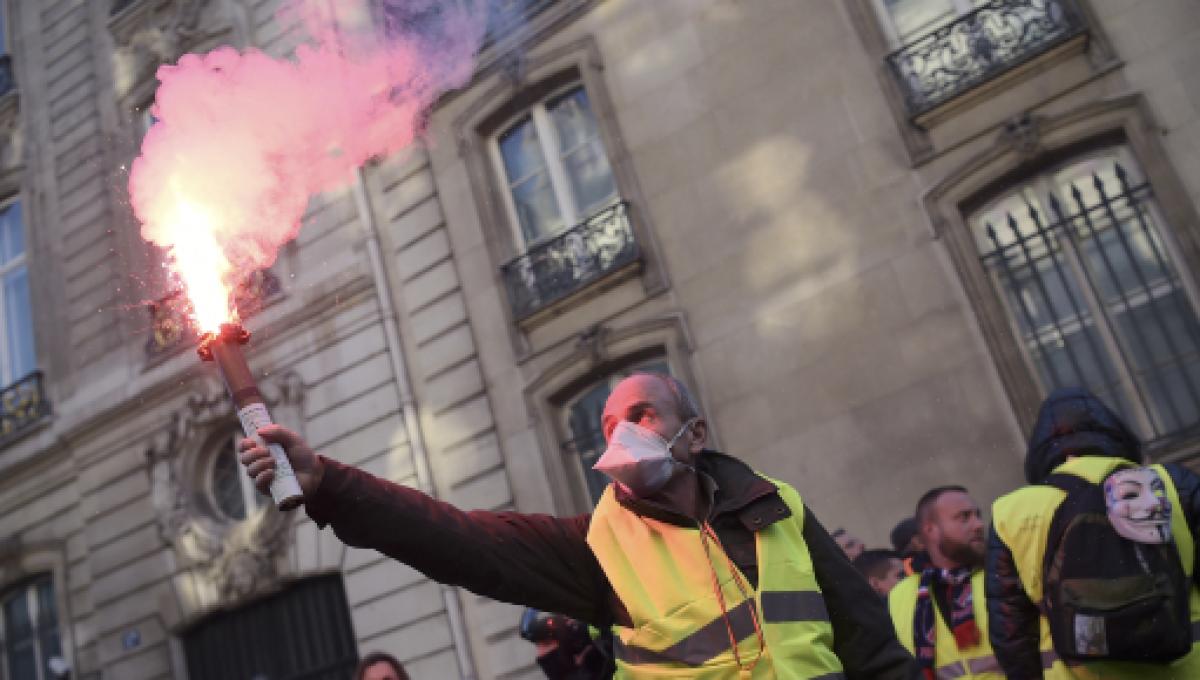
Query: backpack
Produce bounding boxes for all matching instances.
[1041,467,1193,663]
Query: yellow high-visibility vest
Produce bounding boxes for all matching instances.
[992,456,1200,679]
[889,569,1021,679]
[585,476,844,679]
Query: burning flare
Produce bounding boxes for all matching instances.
[129,0,487,332]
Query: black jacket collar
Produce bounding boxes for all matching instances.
[613,450,791,531]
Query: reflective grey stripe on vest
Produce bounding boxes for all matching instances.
[615,591,829,667]
[933,655,1001,679]
[616,598,757,667]
[761,591,830,623]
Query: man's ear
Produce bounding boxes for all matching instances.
[688,418,708,454]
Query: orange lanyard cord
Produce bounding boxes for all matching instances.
[699,522,766,673]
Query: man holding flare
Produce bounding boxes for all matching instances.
[239,372,918,679]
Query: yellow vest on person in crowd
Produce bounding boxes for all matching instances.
[992,456,1200,679]
[888,569,1008,679]
[585,476,844,679]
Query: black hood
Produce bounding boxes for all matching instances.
[1025,387,1142,484]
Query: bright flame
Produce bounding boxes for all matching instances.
[165,194,236,333]
[130,0,491,336]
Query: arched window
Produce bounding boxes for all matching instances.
[562,359,671,505]
[969,146,1200,442]
[1,576,62,680]
[207,427,265,522]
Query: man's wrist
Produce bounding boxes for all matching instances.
[307,455,327,497]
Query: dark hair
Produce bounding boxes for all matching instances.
[915,485,969,527]
[890,517,919,552]
[853,549,900,580]
[631,372,701,420]
[355,652,409,680]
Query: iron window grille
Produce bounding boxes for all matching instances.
[183,575,358,680]
[886,0,1087,117]
[0,576,62,680]
[0,371,50,448]
[501,201,639,320]
[977,157,1200,447]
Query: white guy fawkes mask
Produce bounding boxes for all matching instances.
[1103,466,1172,544]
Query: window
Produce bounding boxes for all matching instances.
[876,0,986,46]
[493,85,617,248]
[184,576,357,680]
[208,429,265,522]
[0,201,34,386]
[563,360,670,505]
[1,577,63,680]
[971,147,1200,444]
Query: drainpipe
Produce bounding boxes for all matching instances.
[351,166,479,680]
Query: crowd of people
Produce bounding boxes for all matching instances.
[240,378,1200,679]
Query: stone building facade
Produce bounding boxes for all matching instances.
[1,0,1199,678]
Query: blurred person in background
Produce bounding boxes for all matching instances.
[889,486,1001,679]
[355,652,409,680]
[853,549,905,599]
[890,517,929,575]
[832,528,865,561]
[520,608,614,679]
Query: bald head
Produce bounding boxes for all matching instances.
[601,374,707,459]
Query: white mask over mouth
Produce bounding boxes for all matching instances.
[593,419,697,498]
[1103,466,1172,544]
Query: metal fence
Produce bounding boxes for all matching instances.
[501,201,640,319]
[886,0,1087,117]
[184,575,358,680]
[980,164,1200,444]
[0,371,50,447]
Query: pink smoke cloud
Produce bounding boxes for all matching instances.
[129,0,488,327]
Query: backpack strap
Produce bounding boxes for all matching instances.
[1153,463,1195,578]
[1041,472,1099,600]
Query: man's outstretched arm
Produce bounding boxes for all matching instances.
[241,425,616,627]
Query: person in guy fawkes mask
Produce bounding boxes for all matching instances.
[238,373,919,679]
[987,387,1200,679]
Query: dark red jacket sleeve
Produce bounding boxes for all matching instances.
[305,457,617,627]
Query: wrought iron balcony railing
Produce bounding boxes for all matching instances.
[0,371,50,447]
[110,0,137,16]
[886,0,1087,118]
[501,202,640,319]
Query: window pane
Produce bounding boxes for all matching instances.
[5,266,35,380]
[562,142,617,219]
[4,591,35,680]
[36,580,61,671]
[510,172,563,244]
[550,89,617,218]
[0,201,21,264]
[548,88,598,155]
[1111,290,1200,436]
[212,442,247,521]
[499,117,548,184]
[883,0,957,43]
